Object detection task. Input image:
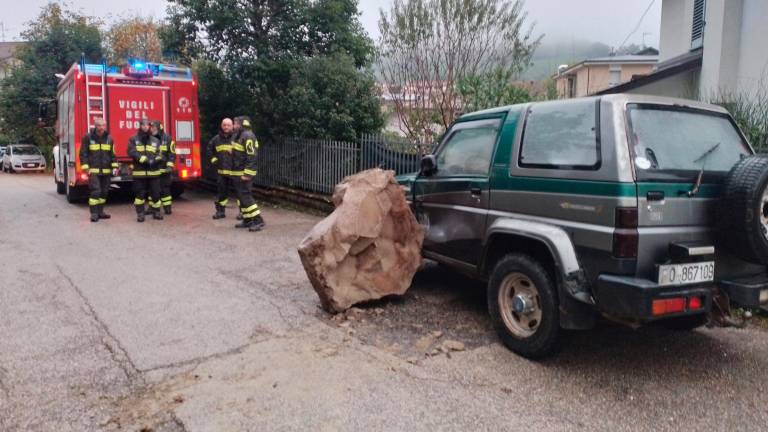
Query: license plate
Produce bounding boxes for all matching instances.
[658,261,715,286]
[23,163,36,168]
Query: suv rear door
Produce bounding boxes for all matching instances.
[414,117,503,267]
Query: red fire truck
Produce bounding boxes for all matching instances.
[53,58,202,202]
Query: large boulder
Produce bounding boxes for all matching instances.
[298,168,424,313]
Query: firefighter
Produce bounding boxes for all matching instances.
[232,115,265,231]
[79,117,118,222]
[128,119,165,222]
[152,121,175,215]
[206,118,236,219]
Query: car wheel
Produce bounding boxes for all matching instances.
[56,178,66,194]
[487,254,560,359]
[660,314,709,331]
[719,155,768,264]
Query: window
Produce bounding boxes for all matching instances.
[435,119,501,177]
[608,66,622,87]
[691,0,706,50]
[519,100,600,170]
[627,104,749,181]
[176,120,194,142]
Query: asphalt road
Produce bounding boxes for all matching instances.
[1,173,767,432]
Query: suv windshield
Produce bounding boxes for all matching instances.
[12,146,41,156]
[627,104,750,181]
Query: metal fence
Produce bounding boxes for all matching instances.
[205,134,434,195]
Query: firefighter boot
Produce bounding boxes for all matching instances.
[153,209,164,220]
[212,203,226,219]
[248,215,266,232]
[137,212,145,223]
[98,205,111,219]
[235,219,252,229]
[90,208,99,223]
[164,205,172,215]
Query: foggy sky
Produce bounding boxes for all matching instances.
[1,0,661,50]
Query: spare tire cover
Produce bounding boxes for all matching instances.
[718,155,768,265]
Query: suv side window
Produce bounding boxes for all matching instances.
[436,119,501,177]
[519,99,600,170]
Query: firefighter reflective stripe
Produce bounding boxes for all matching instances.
[133,171,147,176]
[215,144,233,152]
[161,196,172,203]
[166,162,174,168]
[98,198,106,204]
[244,168,257,176]
[139,156,148,163]
[211,157,218,164]
[217,169,244,176]
[232,143,245,152]
[242,206,260,218]
[81,164,90,170]
[245,139,256,155]
[88,198,99,206]
[218,198,229,206]
[134,198,145,205]
[89,144,101,150]
[89,168,112,174]
[146,146,157,153]
[111,162,119,168]
[242,119,251,127]
[136,145,146,151]
[159,145,168,151]
[170,141,176,153]
[150,201,162,209]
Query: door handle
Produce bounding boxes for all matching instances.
[470,187,482,196]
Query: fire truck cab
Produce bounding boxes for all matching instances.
[53,58,202,202]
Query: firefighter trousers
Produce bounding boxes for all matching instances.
[159,173,173,209]
[234,177,260,221]
[215,175,235,210]
[133,177,162,215]
[88,175,110,216]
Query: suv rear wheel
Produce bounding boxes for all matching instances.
[487,254,559,359]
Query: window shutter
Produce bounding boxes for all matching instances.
[691,0,706,49]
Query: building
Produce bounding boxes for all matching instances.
[554,51,658,98]
[600,0,768,100]
[0,42,24,80]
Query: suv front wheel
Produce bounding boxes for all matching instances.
[488,254,560,359]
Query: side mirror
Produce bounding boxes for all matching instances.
[420,154,437,177]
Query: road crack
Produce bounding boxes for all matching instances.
[55,264,141,384]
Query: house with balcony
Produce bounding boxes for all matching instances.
[554,49,659,98]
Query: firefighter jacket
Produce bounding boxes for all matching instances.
[233,128,259,178]
[207,131,236,176]
[79,130,117,175]
[156,132,176,174]
[128,130,164,177]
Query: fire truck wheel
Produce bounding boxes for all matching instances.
[56,180,66,195]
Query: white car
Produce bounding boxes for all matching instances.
[2,144,47,173]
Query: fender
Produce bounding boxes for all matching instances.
[483,217,595,330]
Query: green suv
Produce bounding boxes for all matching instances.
[397,94,768,359]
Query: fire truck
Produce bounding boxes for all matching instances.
[53,57,202,202]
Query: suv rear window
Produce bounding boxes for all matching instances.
[519,99,600,170]
[627,104,750,181]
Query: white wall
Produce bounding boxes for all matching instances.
[736,0,768,97]
[699,0,744,97]
[659,0,694,62]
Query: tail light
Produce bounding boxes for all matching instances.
[688,296,703,310]
[652,297,686,316]
[613,207,638,258]
[79,172,88,181]
[181,169,189,179]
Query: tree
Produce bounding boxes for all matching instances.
[106,16,163,64]
[456,68,532,113]
[162,0,382,140]
[272,53,383,141]
[0,3,102,156]
[378,0,541,141]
